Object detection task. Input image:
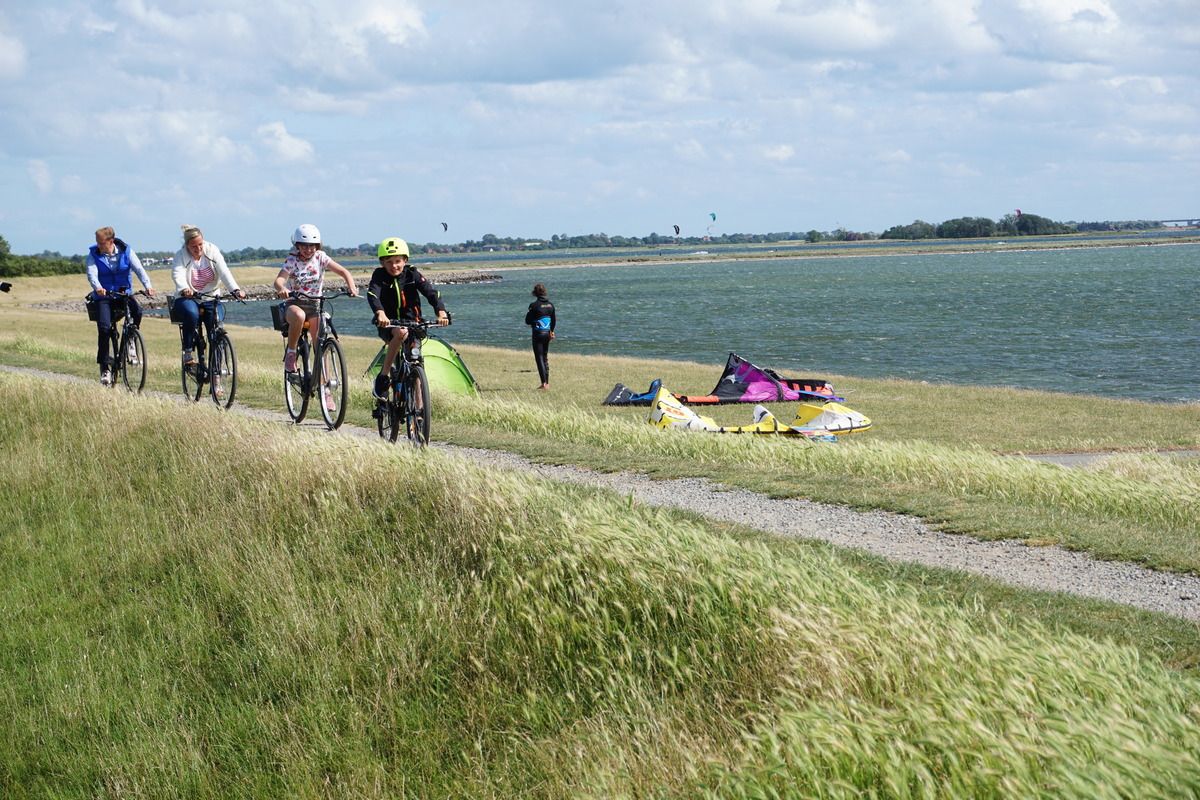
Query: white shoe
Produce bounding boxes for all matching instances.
[127,342,138,365]
[100,369,113,386]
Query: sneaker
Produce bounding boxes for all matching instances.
[283,349,297,373]
[324,389,337,412]
[372,373,389,400]
[100,369,113,386]
[181,349,196,366]
[127,341,139,365]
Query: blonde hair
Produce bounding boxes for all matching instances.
[95,226,115,241]
[181,224,203,243]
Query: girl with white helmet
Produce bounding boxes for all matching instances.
[273,223,359,372]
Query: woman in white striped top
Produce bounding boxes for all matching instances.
[171,224,246,365]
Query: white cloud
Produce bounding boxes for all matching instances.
[674,139,707,161]
[60,175,86,194]
[256,122,315,162]
[28,160,52,194]
[878,149,913,165]
[762,144,795,163]
[1,1,1198,253]
[0,24,27,78]
[278,87,370,116]
[940,161,983,180]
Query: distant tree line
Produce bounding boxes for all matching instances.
[0,215,1180,273]
[880,212,1083,240]
[0,234,81,277]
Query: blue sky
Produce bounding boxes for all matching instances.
[1,0,1197,254]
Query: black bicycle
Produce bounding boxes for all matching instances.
[280,289,351,429]
[86,288,149,393]
[372,319,450,446]
[169,291,241,408]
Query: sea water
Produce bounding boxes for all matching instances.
[226,243,1200,403]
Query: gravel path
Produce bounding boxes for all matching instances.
[7,364,1200,622]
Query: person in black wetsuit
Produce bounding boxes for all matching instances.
[524,282,556,390]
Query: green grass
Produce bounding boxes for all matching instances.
[2,292,1199,575]
[2,375,1199,798]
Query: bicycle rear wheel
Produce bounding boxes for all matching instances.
[403,364,431,446]
[119,327,147,393]
[318,338,348,430]
[284,337,310,423]
[209,333,237,409]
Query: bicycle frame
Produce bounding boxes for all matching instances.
[175,291,241,408]
[283,289,352,429]
[374,318,445,445]
[99,289,148,393]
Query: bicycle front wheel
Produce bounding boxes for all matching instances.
[376,369,400,442]
[284,338,310,423]
[318,338,348,430]
[181,346,204,402]
[209,333,237,409]
[119,327,147,393]
[403,364,431,446]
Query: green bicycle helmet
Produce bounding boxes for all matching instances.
[377,237,410,258]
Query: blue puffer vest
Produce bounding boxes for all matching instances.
[90,238,133,292]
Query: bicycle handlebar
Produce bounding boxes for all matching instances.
[289,288,356,301]
[190,290,246,304]
[98,288,151,298]
[383,315,452,330]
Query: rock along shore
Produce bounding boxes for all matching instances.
[30,269,501,315]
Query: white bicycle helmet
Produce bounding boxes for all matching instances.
[292,223,321,245]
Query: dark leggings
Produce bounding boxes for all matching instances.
[532,334,551,384]
[94,295,142,367]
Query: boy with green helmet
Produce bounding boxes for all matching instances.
[367,237,449,399]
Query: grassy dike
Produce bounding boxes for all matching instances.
[2,375,1200,798]
[2,280,1198,576]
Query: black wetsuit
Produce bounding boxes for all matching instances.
[525,295,556,385]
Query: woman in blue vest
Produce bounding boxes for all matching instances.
[524,282,556,390]
[86,226,155,385]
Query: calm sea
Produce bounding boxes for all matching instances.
[226,243,1200,403]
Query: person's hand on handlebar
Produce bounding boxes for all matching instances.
[95,286,108,297]
[181,287,194,298]
[436,310,449,326]
[374,310,390,329]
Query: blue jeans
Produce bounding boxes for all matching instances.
[176,298,224,350]
[92,293,142,367]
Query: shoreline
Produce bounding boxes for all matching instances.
[404,234,1200,274]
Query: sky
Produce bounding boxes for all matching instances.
[1,0,1197,255]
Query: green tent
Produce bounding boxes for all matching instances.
[367,335,479,397]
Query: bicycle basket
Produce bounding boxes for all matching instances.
[85,295,126,322]
[270,302,289,333]
[167,295,188,324]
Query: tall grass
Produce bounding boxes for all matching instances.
[435,391,1200,569]
[2,374,1200,797]
[2,296,1200,573]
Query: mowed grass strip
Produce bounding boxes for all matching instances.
[1,374,1199,798]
